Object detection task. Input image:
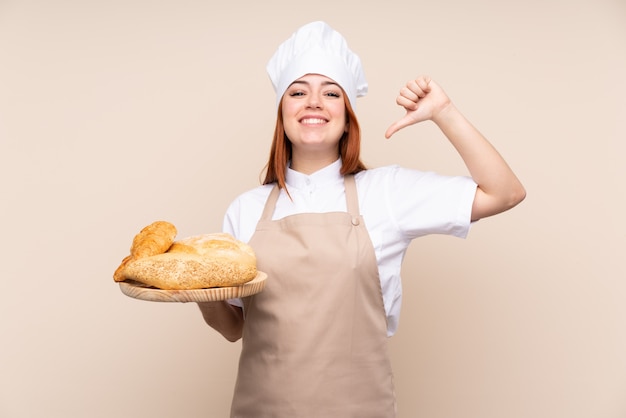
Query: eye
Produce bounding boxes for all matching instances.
[288,90,305,97]
[325,91,341,98]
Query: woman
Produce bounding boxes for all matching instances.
[198,21,525,417]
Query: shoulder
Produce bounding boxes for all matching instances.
[355,165,434,190]
[228,183,274,207]
[356,164,474,189]
[225,183,275,220]
[223,184,275,241]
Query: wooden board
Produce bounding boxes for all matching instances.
[118,271,267,303]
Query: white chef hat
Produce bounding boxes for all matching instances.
[266,21,368,109]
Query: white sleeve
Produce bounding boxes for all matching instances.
[221,187,270,308]
[222,198,245,308]
[383,165,477,239]
[222,199,240,239]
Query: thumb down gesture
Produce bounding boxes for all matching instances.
[384,75,452,139]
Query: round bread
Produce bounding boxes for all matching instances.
[118,231,257,290]
[168,233,255,257]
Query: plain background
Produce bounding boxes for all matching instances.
[1,0,625,417]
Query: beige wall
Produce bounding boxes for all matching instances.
[1,0,625,417]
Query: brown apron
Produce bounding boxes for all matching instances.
[231,175,396,418]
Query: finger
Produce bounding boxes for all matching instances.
[399,86,419,103]
[406,80,427,99]
[396,95,418,111]
[414,75,432,93]
[406,76,432,100]
[384,122,398,139]
[385,115,413,139]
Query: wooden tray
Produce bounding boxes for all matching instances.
[119,271,267,303]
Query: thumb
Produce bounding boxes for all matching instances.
[384,115,413,139]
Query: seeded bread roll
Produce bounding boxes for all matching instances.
[114,222,257,290]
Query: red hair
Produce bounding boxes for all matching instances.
[262,95,366,190]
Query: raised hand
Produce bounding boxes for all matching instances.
[384,75,452,139]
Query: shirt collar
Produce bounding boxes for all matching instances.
[286,158,343,191]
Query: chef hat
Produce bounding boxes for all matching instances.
[266,21,368,109]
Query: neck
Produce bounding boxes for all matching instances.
[290,149,339,175]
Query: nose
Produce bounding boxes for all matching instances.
[306,93,322,109]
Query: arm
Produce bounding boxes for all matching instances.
[385,76,526,221]
[197,301,244,342]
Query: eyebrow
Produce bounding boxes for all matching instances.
[289,80,340,88]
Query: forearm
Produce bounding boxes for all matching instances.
[432,103,526,220]
[197,301,244,342]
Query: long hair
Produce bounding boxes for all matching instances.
[262,95,366,190]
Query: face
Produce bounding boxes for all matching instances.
[281,74,348,157]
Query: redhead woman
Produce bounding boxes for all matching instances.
[197,21,525,418]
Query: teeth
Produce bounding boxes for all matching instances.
[301,118,326,125]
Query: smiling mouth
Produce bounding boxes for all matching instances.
[300,118,327,125]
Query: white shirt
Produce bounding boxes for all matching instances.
[223,159,477,336]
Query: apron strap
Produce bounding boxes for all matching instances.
[344,174,360,217]
[260,183,281,221]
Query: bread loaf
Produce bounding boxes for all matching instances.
[113,222,257,290]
